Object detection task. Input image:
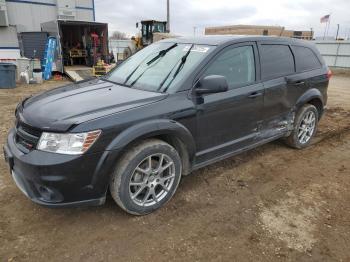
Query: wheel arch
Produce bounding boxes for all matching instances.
[106,119,196,175]
[295,88,325,118]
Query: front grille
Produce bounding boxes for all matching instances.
[15,121,42,153]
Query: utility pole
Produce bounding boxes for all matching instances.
[310,28,313,40]
[336,24,340,40]
[166,0,170,33]
[193,26,197,37]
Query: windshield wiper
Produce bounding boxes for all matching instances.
[123,43,178,86]
[160,44,194,92]
[128,44,178,88]
[146,43,177,66]
[123,56,148,85]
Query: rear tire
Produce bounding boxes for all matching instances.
[110,139,182,215]
[285,104,319,149]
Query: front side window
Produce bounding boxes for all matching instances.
[293,45,322,72]
[203,45,256,89]
[106,42,214,92]
[260,44,295,80]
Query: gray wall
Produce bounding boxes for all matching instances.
[6,0,57,32]
[314,41,350,68]
[5,0,95,32]
[0,0,95,58]
[0,25,20,58]
[0,25,18,47]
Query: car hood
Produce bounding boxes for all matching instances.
[18,79,167,132]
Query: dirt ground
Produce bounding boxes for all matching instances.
[0,75,350,262]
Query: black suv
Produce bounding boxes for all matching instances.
[4,36,330,215]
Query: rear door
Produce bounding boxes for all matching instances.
[258,42,298,136]
[289,44,326,103]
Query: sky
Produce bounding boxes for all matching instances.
[95,0,350,39]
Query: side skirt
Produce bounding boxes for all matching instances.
[191,133,286,171]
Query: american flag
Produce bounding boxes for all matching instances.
[320,14,330,23]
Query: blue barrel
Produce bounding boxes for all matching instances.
[0,63,16,88]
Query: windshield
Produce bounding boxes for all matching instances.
[106,42,214,92]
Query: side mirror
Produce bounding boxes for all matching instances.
[195,75,229,95]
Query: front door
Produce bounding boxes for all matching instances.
[194,43,264,162]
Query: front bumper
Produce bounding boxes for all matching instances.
[4,128,118,207]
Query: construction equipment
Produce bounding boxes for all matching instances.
[133,1,173,49]
[136,20,168,47]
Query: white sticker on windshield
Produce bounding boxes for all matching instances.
[183,45,210,53]
[192,46,210,53]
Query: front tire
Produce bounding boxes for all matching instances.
[110,139,182,215]
[285,104,319,149]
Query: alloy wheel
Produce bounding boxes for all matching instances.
[298,111,316,144]
[129,153,176,207]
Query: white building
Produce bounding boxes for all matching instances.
[109,39,136,62]
[0,0,95,59]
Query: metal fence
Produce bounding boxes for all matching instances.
[313,41,350,68]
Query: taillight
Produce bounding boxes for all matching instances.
[327,69,333,80]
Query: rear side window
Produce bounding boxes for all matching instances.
[260,44,295,80]
[203,45,255,89]
[293,45,322,72]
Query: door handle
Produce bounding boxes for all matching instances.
[293,81,305,86]
[286,77,305,86]
[285,76,306,86]
[248,92,262,98]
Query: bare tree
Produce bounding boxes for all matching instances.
[110,31,128,40]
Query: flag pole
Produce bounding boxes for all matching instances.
[326,14,331,38]
[322,14,330,40]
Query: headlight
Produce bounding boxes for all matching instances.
[37,130,101,155]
